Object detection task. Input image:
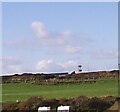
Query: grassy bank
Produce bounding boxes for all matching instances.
[2,78,118,102]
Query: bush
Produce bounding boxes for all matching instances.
[41,99,59,110]
[102,96,116,104]
[2,96,117,112]
[72,96,90,111]
[2,101,18,112]
[88,97,111,112]
[25,96,43,110]
[18,101,28,110]
[59,98,69,106]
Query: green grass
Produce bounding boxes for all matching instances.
[2,78,118,102]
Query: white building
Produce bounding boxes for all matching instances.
[57,106,70,112]
[38,106,50,112]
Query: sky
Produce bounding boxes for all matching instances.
[2,2,118,75]
[1,0,119,2]
[0,2,2,77]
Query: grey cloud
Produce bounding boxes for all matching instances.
[1,56,28,75]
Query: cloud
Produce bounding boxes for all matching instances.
[4,38,30,50]
[64,45,81,53]
[3,21,85,55]
[3,65,24,73]
[31,21,70,45]
[36,59,64,72]
[31,21,82,54]
[2,56,79,74]
[55,30,71,45]
[36,59,52,70]
[1,56,27,74]
[1,57,79,74]
[36,59,79,73]
[31,21,48,39]
[91,50,118,59]
[60,60,79,72]
[60,60,78,68]
[2,56,22,65]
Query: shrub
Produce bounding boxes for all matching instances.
[26,96,43,110]
[88,97,111,112]
[59,98,69,106]
[2,101,18,112]
[41,99,58,110]
[72,96,90,111]
[18,101,28,110]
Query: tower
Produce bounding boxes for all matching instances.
[78,64,82,72]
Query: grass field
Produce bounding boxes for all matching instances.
[2,78,118,102]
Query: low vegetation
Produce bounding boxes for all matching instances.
[2,70,118,111]
[2,78,118,102]
[2,96,117,112]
